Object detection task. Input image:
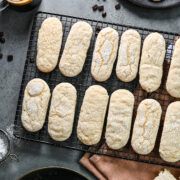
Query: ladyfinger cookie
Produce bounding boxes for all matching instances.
[105,89,134,150]
[139,33,166,92]
[48,83,77,141]
[59,21,93,77]
[21,78,50,132]
[91,27,119,82]
[77,85,109,145]
[116,29,141,82]
[166,38,180,98]
[159,101,180,162]
[131,99,162,155]
[154,169,176,180]
[36,17,63,72]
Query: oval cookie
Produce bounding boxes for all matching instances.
[21,78,50,132]
[36,17,63,72]
[105,89,134,150]
[159,101,180,162]
[139,33,166,92]
[91,27,119,82]
[131,99,162,155]
[48,83,77,141]
[59,21,93,77]
[77,85,109,145]
[116,29,141,82]
[166,38,180,98]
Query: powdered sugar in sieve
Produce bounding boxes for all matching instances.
[0,130,10,163]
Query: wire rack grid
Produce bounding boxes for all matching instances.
[14,11,180,168]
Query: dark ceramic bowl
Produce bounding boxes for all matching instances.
[127,0,180,9]
[18,167,89,180]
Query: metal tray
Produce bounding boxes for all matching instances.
[14,11,180,168]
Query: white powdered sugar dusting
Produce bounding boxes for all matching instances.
[0,137,7,160]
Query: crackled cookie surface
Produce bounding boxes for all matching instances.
[91,27,119,82]
[116,29,141,82]
[77,85,109,145]
[59,21,93,77]
[21,78,50,132]
[105,89,134,150]
[159,101,180,162]
[139,33,165,92]
[131,99,162,155]
[36,17,63,72]
[166,38,180,98]
[154,169,176,180]
[48,83,77,141]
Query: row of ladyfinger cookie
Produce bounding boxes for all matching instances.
[36,17,180,98]
[21,78,180,163]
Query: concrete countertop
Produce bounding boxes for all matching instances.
[0,0,180,179]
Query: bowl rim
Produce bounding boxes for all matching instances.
[17,166,90,180]
[6,0,33,6]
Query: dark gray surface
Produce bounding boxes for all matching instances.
[0,0,180,180]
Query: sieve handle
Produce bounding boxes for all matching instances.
[0,0,9,12]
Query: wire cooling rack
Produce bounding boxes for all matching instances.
[14,11,180,168]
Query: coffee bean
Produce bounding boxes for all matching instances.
[29,57,34,63]
[0,37,5,43]
[102,12,107,17]
[7,55,13,61]
[115,3,120,9]
[98,5,104,11]
[96,26,101,31]
[92,4,98,11]
[0,32,4,37]
[95,32,99,36]
[0,52,3,59]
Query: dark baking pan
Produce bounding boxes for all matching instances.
[127,0,180,9]
[18,167,89,180]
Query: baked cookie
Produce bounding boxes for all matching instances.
[21,78,50,132]
[131,99,162,155]
[154,169,176,180]
[166,38,180,98]
[105,89,134,150]
[116,29,141,82]
[59,21,93,77]
[77,85,109,145]
[159,101,180,162]
[91,27,119,82]
[48,83,77,141]
[36,17,63,72]
[139,33,165,92]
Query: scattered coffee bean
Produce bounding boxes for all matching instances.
[0,32,4,37]
[115,3,120,9]
[98,5,104,11]
[102,12,107,17]
[0,52,3,59]
[0,37,5,43]
[92,4,98,11]
[7,55,13,61]
[96,26,101,31]
[29,57,34,63]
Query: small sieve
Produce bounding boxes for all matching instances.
[0,129,11,163]
[0,0,9,12]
